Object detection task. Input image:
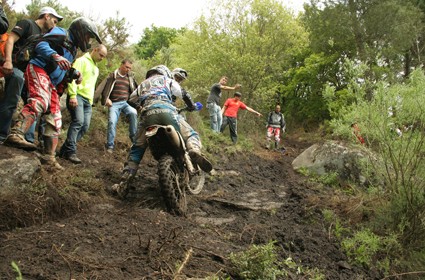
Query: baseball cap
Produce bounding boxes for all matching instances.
[39,7,63,22]
[234,92,242,97]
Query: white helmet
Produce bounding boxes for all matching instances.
[172,68,188,80]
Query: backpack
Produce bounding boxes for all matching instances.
[12,33,44,65]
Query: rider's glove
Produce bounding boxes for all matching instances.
[52,54,71,70]
[194,102,203,111]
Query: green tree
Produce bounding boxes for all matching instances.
[296,0,423,127]
[173,0,308,113]
[135,25,181,60]
[304,0,422,72]
[100,11,132,54]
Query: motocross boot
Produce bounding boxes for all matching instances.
[5,114,37,151]
[107,161,138,198]
[188,149,213,173]
[186,137,213,173]
[39,136,64,171]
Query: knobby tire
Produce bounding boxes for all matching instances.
[158,155,187,216]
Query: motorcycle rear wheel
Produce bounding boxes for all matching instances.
[158,155,188,216]
[188,169,205,195]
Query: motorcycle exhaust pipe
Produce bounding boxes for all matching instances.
[164,125,182,150]
[164,125,196,174]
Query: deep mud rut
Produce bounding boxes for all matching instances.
[0,136,376,279]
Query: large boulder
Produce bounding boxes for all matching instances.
[0,146,41,190]
[292,140,375,186]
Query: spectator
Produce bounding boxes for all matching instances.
[5,17,102,170]
[0,3,8,34]
[206,76,241,132]
[0,7,62,144]
[351,122,365,144]
[220,92,262,144]
[97,59,138,153]
[266,104,286,150]
[59,44,107,164]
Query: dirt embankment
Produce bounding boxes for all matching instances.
[0,135,376,279]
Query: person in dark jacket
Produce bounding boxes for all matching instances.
[266,104,286,150]
[96,59,138,153]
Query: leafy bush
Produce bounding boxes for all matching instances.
[341,229,400,274]
[331,66,425,271]
[322,209,350,239]
[342,229,381,267]
[229,241,284,280]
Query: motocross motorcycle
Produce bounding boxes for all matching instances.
[144,104,205,216]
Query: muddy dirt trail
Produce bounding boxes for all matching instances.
[0,136,375,279]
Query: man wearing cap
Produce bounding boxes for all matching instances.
[220,92,262,144]
[0,7,63,144]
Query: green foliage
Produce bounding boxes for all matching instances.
[331,68,425,272]
[342,229,381,267]
[317,172,339,188]
[282,257,325,279]
[11,261,22,280]
[100,11,132,51]
[135,25,181,60]
[303,0,422,76]
[333,69,425,241]
[341,229,400,273]
[280,52,335,127]
[229,241,284,280]
[172,0,308,112]
[295,166,310,177]
[322,209,350,239]
[295,0,424,127]
[229,241,326,279]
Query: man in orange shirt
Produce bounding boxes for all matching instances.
[220,92,262,144]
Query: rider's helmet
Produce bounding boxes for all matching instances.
[171,68,188,81]
[145,65,172,79]
[69,17,102,52]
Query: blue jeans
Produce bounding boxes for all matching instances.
[0,67,24,142]
[107,100,137,149]
[25,119,45,143]
[59,95,92,156]
[207,102,222,132]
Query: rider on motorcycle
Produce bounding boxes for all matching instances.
[116,65,212,191]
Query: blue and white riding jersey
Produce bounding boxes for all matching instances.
[133,74,182,106]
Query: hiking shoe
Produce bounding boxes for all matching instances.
[67,154,82,164]
[39,155,64,171]
[4,133,37,151]
[189,150,213,173]
[59,153,82,164]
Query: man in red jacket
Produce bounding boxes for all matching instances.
[220,92,262,144]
